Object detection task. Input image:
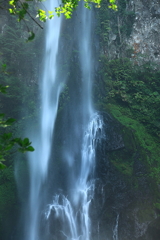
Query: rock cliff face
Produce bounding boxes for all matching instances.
[102,0,160,67]
[91,112,160,240]
[94,0,160,238]
[127,0,160,65]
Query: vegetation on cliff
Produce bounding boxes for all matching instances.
[0,10,43,238]
[95,54,160,197]
[94,0,160,223]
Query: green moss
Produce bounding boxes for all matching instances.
[97,58,160,138]
[107,104,159,153]
[154,202,160,210]
[95,0,160,226]
[95,57,160,185]
[103,103,160,183]
[111,160,133,176]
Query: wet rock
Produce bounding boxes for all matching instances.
[90,112,157,240]
[97,112,125,152]
[104,0,160,68]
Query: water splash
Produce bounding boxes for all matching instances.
[113,214,119,240]
[20,0,100,239]
[45,113,104,240]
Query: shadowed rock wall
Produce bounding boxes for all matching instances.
[90,112,160,240]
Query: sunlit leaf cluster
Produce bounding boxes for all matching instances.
[7,0,117,23]
[0,0,117,41]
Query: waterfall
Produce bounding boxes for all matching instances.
[23,1,62,239]
[113,214,119,240]
[19,0,104,239]
[45,113,103,240]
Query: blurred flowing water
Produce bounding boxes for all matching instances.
[113,214,119,240]
[19,0,104,239]
[45,113,103,240]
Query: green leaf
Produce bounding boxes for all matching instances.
[0,158,5,162]
[37,9,47,22]
[18,148,25,153]
[4,143,14,151]
[5,118,16,126]
[153,92,159,96]
[0,114,5,119]
[23,3,29,9]
[26,146,35,151]
[26,32,35,42]
[0,84,9,94]
[23,138,30,146]
[9,8,15,15]
[13,138,23,146]
[2,133,12,140]
[2,64,7,69]
[9,0,16,5]
[0,162,7,169]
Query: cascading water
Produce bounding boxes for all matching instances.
[113,214,119,240]
[45,113,103,240]
[23,1,62,239]
[20,0,104,240]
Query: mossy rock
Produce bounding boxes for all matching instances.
[103,103,160,181]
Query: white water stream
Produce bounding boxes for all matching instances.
[113,214,119,240]
[45,113,103,240]
[21,0,104,239]
[24,1,62,239]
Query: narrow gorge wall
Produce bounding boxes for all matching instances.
[93,0,160,239]
[99,0,160,66]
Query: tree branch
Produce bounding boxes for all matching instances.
[19,0,43,29]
